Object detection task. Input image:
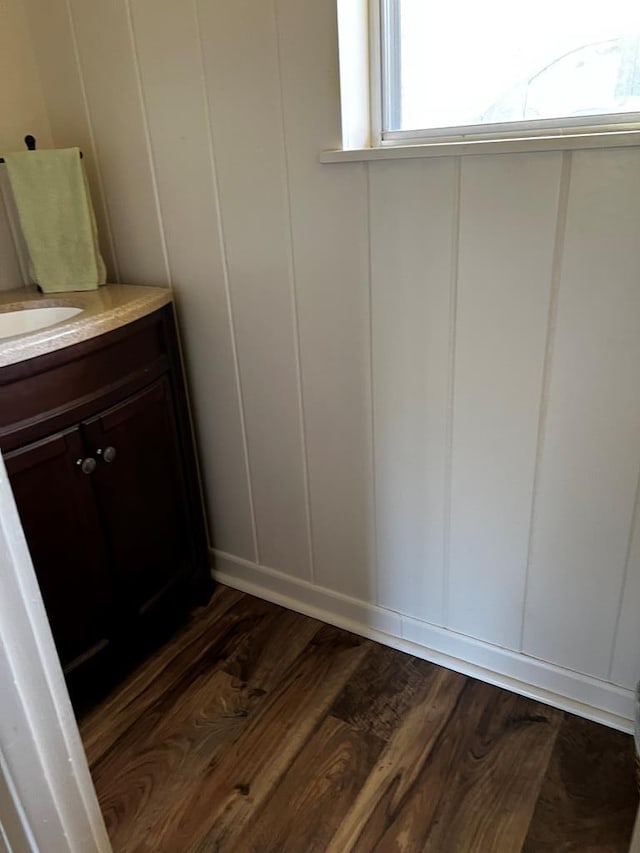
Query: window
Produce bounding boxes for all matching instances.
[379,0,640,144]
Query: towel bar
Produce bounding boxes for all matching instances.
[0,135,83,164]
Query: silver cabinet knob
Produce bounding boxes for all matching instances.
[97,446,117,463]
[76,457,97,475]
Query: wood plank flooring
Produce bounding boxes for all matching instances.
[80,585,638,852]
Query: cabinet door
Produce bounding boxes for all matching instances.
[4,428,115,673]
[82,378,192,618]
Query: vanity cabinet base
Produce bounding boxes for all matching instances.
[0,304,212,707]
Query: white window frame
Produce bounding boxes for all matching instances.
[379,0,640,146]
[325,0,640,162]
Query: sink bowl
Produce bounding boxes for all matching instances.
[0,306,83,340]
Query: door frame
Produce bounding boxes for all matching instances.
[0,452,110,852]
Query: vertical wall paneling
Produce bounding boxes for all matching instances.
[0,0,51,290]
[275,0,374,599]
[448,152,562,649]
[197,0,311,579]
[443,157,462,628]
[0,0,52,153]
[21,0,640,723]
[128,0,257,559]
[0,210,23,292]
[0,173,26,291]
[611,474,640,688]
[22,0,117,280]
[369,158,455,622]
[66,0,170,285]
[524,147,640,678]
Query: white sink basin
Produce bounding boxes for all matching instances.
[0,306,83,340]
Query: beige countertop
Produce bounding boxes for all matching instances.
[0,284,172,368]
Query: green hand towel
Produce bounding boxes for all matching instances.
[2,147,106,292]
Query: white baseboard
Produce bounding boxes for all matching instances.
[211,549,635,733]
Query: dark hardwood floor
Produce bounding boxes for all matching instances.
[79,585,638,852]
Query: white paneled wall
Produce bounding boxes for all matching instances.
[23,0,117,278]
[369,158,455,623]
[0,0,53,290]
[69,0,170,285]
[613,496,640,687]
[0,0,52,154]
[449,152,562,649]
[277,0,373,599]
[524,148,640,679]
[197,0,312,578]
[124,0,256,559]
[0,172,27,291]
[18,0,640,728]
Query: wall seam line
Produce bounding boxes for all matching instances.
[442,156,461,628]
[124,0,172,286]
[519,149,571,653]
[193,0,261,564]
[64,0,121,284]
[272,0,316,584]
[607,464,640,681]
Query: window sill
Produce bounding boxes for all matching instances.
[320,129,640,163]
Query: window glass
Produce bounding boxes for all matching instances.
[390,0,640,134]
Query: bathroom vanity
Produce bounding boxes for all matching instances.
[0,285,212,704]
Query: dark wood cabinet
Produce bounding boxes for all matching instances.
[0,304,212,704]
[82,378,193,619]
[5,427,115,673]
